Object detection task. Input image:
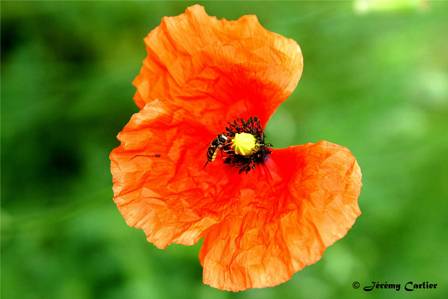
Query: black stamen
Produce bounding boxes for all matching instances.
[209,116,272,173]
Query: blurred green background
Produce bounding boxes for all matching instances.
[2,1,448,299]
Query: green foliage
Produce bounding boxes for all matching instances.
[2,1,447,299]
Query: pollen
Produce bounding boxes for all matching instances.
[232,132,257,156]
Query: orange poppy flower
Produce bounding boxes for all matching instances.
[110,5,361,291]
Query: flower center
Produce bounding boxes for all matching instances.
[206,116,272,173]
[232,132,257,156]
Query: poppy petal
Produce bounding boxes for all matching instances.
[199,141,362,291]
[134,4,303,129]
[110,101,243,249]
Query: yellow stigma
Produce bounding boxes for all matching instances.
[232,132,257,156]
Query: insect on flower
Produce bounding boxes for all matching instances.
[206,134,228,163]
[206,117,272,173]
[110,5,362,292]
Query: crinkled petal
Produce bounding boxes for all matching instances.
[199,141,362,291]
[134,4,303,130]
[110,100,242,249]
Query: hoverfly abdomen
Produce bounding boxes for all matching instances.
[207,134,228,162]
